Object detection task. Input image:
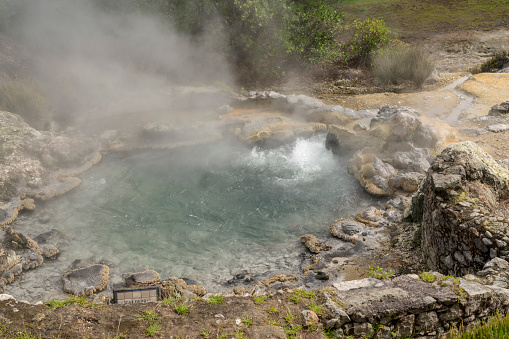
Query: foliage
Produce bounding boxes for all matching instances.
[346,18,391,67]
[450,311,509,339]
[309,303,323,316]
[288,1,347,63]
[208,294,225,305]
[253,294,269,305]
[367,266,395,279]
[139,311,160,337]
[289,288,316,304]
[266,306,278,314]
[241,316,253,327]
[46,296,89,309]
[174,302,192,316]
[373,44,434,88]
[419,272,438,283]
[0,76,50,130]
[471,51,509,74]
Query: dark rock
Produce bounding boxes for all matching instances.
[125,270,161,286]
[488,101,509,116]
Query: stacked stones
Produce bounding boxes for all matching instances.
[325,259,509,338]
[409,141,509,276]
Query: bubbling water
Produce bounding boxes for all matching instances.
[8,134,376,301]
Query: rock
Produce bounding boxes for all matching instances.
[245,325,286,339]
[419,141,509,275]
[353,122,368,131]
[356,207,386,227]
[459,127,488,137]
[0,294,15,301]
[125,270,161,286]
[301,310,319,326]
[487,124,509,133]
[369,105,439,149]
[329,218,365,243]
[348,151,398,196]
[42,246,59,260]
[488,101,509,116]
[389,172,425,193]
[300,234,331,254]
[391,148,431,173]
[62,264,109,296]
[325,126,376,154]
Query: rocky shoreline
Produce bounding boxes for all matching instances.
[3,73,509,337]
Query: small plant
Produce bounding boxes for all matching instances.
[284,324,303,339]
[174,301,192,316]
[310,303,323,316]
[162,296,180,306]
[449,311,509,338]
[45,296,89,309]
[208,294,224,305]
[290,289,316,304]
[140,310,159,322]
[143,322,161,337]
[266,306,278,314]
[368,266,395,280]
[234,331,245,339]
[285,311,294,325]
[419,272,437,283]
[268,320,281,326]
[241,316,253,327]
[200,329,210,338]
[253,295,269,305]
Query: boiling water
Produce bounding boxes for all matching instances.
[8,135,375,301]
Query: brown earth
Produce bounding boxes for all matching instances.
[2,26,509,339]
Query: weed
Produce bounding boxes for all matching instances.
[268,320,281,326]
[253,295,269,305]
[285,311,294,325]
[284,324,303,339]
[367,266,395,280]
[140,310,159,322]
[208,294,224,305]
[419,272,437,283]
[266,306,278,314]
[241,316,253,327]
[234,331,245,339]
[45,296,89,309]
[200,329,209,338]
[290,289,316,304]
[449,311,509,338]
[162,297,180,306]
[174,301,192,316]
[471,51,509,73]
[310,303,323,316]
[143,322,161,337]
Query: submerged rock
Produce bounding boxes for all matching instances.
[62,264,109,296]
[300,234,332,254]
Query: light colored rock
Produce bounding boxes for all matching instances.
[62,264,109,296]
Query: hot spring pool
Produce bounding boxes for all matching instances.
[8,134,377,301]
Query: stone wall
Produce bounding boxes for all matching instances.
[409,141,509,276]
[326,258,509,338]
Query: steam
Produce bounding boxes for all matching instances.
[10,0,231,124]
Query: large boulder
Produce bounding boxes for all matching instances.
[413,141,509,275]
[369,105,439,149]
[348,149,398,196]
[488,101,509,116]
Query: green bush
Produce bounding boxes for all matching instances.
[0,77,50,129]
[471,51,509,74]
[346,18,391,67]
[373,44,434,88]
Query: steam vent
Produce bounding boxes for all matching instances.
[411,141,509,275]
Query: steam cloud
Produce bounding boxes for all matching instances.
[10,0,231,124]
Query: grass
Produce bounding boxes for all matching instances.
[289,289,316,304]
[208,294,224,305]
[46,296,89,309]
[450,312,509,338]
[419,272,437,283]
[336,0,509,37]
[174,302,192,316]
[367,266,395,280]
[253,295,269,305]
[241,316,253,327]
[138,311,161,337]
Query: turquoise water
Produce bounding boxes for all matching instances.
[9,134,375,300]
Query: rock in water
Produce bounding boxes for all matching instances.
[62,264,109,296]
[125,270,160,286]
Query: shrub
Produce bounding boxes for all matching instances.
[373,44,434,88]
[471,51,509,74]
[0,76,50,129]
[346,18,392,67]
